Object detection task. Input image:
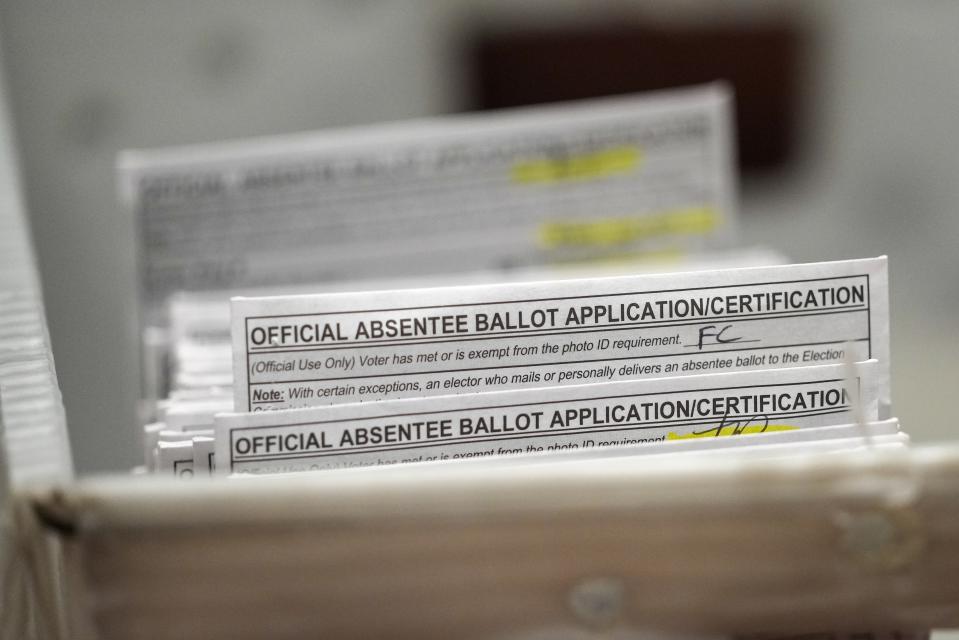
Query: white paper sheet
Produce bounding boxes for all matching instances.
[231,257,890,415]
[215,361,878,475]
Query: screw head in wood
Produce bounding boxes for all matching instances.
[568,576,625,629]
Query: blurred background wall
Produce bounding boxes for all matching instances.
[0,0,956,473]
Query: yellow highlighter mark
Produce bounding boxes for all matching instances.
[548,247,688,269]
[539,206,720,249]
[667,424,799,441]
[512,145,641,184]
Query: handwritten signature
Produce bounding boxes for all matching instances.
[691,413,771,438]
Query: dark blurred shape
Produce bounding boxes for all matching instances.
[467,18,804,173]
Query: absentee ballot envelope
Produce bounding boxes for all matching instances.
[231,257,890,414]
[121,84,735,324]
[293,419,904,477]
[214,361,879,475]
